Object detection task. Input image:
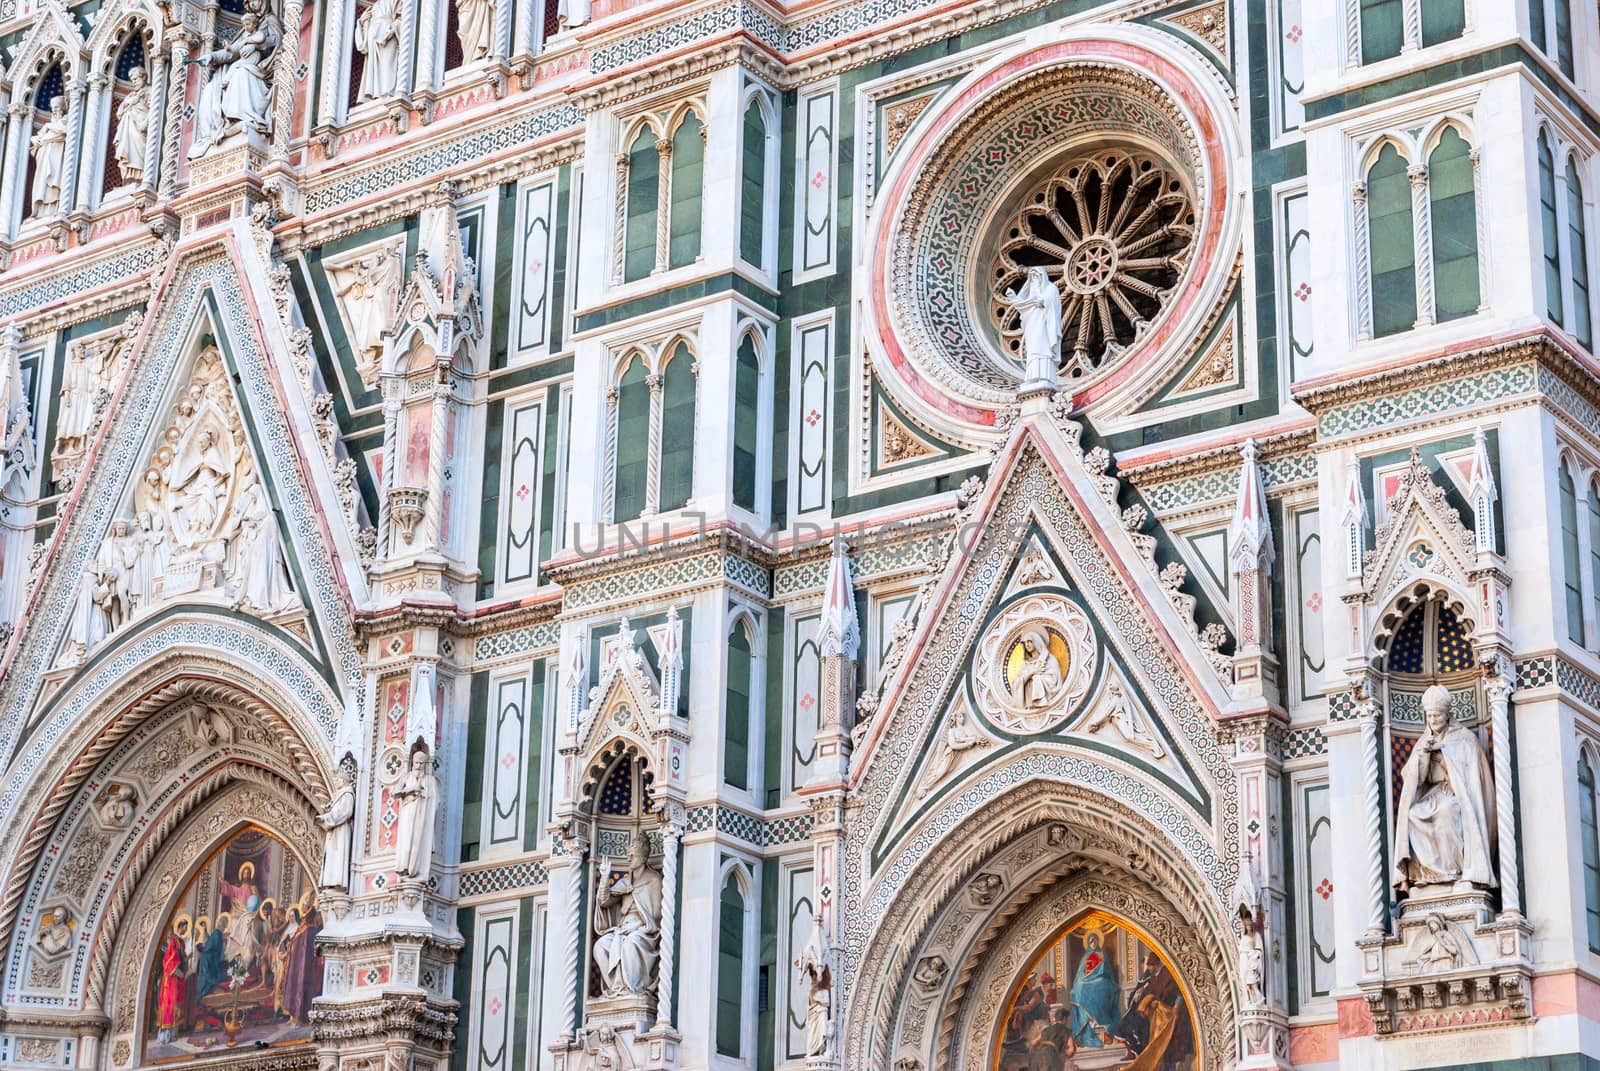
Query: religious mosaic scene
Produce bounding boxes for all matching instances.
[0,0,1593,1068]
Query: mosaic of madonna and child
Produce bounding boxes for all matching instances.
[144,826,322,1062]
[996,912,1196,1071]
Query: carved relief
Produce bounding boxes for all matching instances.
[881,92,935,158]
[51,319,139,490]
[972,593,1096,734]
[326,244,403,387]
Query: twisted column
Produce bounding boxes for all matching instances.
[1345,0,1361,64]
[1488,678,1520,917]
[654,137,672,273]
[1408,163,1434,327]
[601,385,619,523]
[1401,0,1422,51]
[653,818,682,1030]
[377,388,401,554]
[271,0,306,162]
[159,36,191,198]
[1361,697,1388,936]
[1352,181,1373,340]
[74,76,109,212]
[317,0,352,128]
[644,373,663,514]
[0,103,27,241]
[559,835,589,1041]
[142,54,168,194]
[611,152,628,283]
[57,79,88,217]
[424,373,450,550]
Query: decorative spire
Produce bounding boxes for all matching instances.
[564,634,587,733]
[1465,428,1498,553]
[1340,457,1367,579]
[658,606,683,721]
[335,685,365,768]
[1229,439,1274,576]
[817,538,859,661]
[407,661,437,752]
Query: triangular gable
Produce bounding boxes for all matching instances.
[3,0,84,86]
[1362,448,1481,644]
[851,402,1237,877]
[0,229,365,758]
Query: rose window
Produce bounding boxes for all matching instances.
[990,149,1195,378]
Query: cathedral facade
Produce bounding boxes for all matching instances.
[0,0,1593,1068]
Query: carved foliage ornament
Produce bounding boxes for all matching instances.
[972,593,1096,734]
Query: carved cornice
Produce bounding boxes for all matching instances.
[1117,422,1317,492]
[1290,334,1546,421]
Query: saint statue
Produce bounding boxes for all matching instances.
[592,835,662,998]
[354,0,402,100]
[1237,924,1264,1007]
[131,510,168,607]
[112,68,151,186]
[917,703,987,797]
[29,96,68,218]
[393,746,438,880]
[189,10,279,158]
[1012,630,1061,709]
[455,0,496,62]
[332,248,400,379]
[166,427,232,548]
[55,341,96,455]
[797,914,832,1058]
[230,475,292,609]
[316,763,356,889]
[93,520,138,632]
[1393,685,1497,896]
[1005,265,1062,391]
[70,563,108,651]
[35,910,72,957]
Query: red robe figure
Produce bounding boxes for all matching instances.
[281,908,323,1024]
[156,927,187,1043]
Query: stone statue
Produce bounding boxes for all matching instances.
[34,909,72,957]
[1393,685,1497,896]
[112,69,151,186]
[29,96,68,217]
[1084,681,1166,757]
[316,763,357,889]
[1005,265,1062,390]
[331,248,400,381]
[1416,913,1464,972]
[54,341,96,470]
[229,475,292,610]
[98,783,137,828]
[1237,924,1264,1007]
[393,746,437,880]
[1011,629,1060,708]
[354,0,402,100]
[917,702,987,797]
[69,563,108,652]
[188,10,279,158]
[166,427,232,549]
[912,955,947,990]
[455,0,496,62]
[93,520,138,633]
[131,510,168,608]
[797,914,833,1057]
[592,835,662,998]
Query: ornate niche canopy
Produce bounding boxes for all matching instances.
[864,26,1242,445]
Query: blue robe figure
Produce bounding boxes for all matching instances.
[196,922,226,998]
[1067,933,1121,1047]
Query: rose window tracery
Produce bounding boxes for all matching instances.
[990,150,1195,379]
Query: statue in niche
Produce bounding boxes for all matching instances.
[228,474,293,610]
[797,914,833,1057]
[166,426,233,552]
[1011,629,1061,708]
[330,248,400,383]
[455,0,496,62]
[112,68,151,186]
[1004,265,1062,390]
[393,745,437,880]
[1393,685,1497,897]
[354,0,402,100]
[188,7,280,158]
[1237,922,1264,1007]
[29,96,68,217]
[316,761,357,890]
[592,835,662,997]
[52,340,97,486]
[92,520,138,632]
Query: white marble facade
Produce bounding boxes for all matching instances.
[0,1,1594,1071]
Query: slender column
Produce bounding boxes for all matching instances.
[1360,696,1389,936]
[413,0,439,97]
[0,104,27,241]
[74,76,109,212]
[493,0,514,63]
[318,0,353,127]
[558,834,589,1042]
[395,0,420,97]
[1401,0,1421,51]
[644,373,662,514]
[142,54,168,194]
[1352,181,1373,340]
[271,0,306,161]
[1487,677,1520,917]
[653,137,671,273]
[611,152,627,284]
[653,815,683,1031]
[159,36,191,198]
[1345,0,1361,65]
[377,387,401,554]
[601,385,618,523]
[424,373,450,551]
[1470,148,1490,311]
[1408,163,1434,327]
[57,79,88,217]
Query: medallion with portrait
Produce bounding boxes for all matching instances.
[143,826,322,1063]
[995,911,1196,1071]
[973,594,1096,734]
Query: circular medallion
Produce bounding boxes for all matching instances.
[973,594,1097,734]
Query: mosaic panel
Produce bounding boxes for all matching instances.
[1140,452,1317,513]
[1316,363,1536,438]
[473,621,561,660]
[458,860,550,898]
[1282,726,1325,759]
[0,243,161,319]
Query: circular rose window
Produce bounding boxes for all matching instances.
[990,150,1195,379]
